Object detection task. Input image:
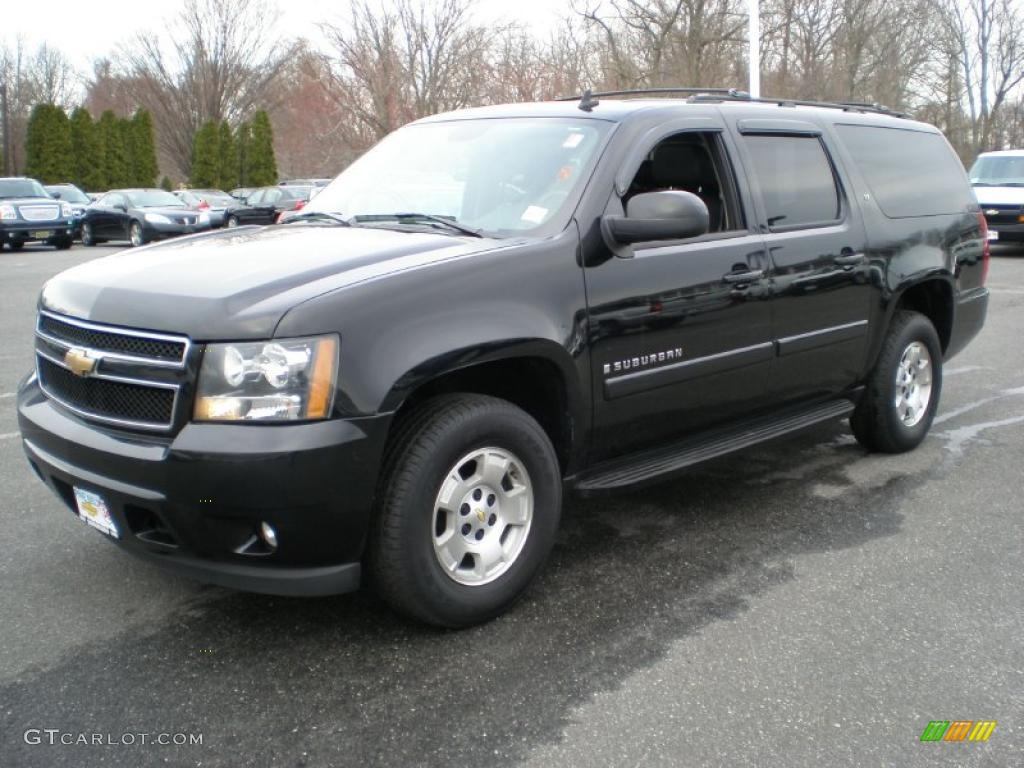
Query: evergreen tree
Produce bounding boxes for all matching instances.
[69,107,104,191]
[97,110,128,189]
[160,175,173,191]
[217,120,238,191]
[190,121,221,188]
[246,111,277,186]
[130,110,158,187]
[235,120,252,187]
[25,104,73,183]
[116,117,136,187]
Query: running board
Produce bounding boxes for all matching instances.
[573,398,855,493]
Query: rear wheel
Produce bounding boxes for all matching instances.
[851,310,942,453]
[369,394,561,627]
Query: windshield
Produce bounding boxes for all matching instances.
[46,185,89,204]
[305,117,611,235]
[191,189,234,204]
[969,155,1024,186]
[125,189,186,208]
[0,178,50,199]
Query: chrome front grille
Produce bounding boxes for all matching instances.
[34,311,192,432]
[19,204,61,222]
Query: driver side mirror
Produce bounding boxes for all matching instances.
[114,203,127,212]
[602,191,709,250]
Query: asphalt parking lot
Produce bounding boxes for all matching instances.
[0,241,1021,767]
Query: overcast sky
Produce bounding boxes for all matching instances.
[4,0,571,73]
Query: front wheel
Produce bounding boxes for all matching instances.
[8,240,24,251]
[369,394,562,627]
[851,310,942,453]
[129,221,145,247]
[54,237,73,250]
[81,222,96,246]
[226,215,239,228]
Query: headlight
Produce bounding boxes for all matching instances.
[144,213,171,224]
[193,335,338,422]
[60,202,73,218]
[0,204,17,220]
[198,212,210,225]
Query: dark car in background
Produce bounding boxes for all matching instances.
[45,183,91,238]
[81,188,213,247]
[0,177,75,250]
[173,188,239,228]
[226,185,312,227]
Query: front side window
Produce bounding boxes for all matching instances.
[743,135,840,228]
[305,117,612,236]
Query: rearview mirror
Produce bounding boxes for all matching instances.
[602,191,709,247]
[50,190,62,199]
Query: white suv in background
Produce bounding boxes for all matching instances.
[970,149,1024,242]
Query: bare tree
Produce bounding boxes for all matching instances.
[115,0,297,176]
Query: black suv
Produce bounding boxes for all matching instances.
[0,177,76,250]
[16,90,989,627]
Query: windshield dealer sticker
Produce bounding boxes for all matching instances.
[521,206,548,224]
[563,133,585,148]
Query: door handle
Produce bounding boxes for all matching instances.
[833,252,866,267]
[723,269,765,284]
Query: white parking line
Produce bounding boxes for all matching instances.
[0,432,19,441]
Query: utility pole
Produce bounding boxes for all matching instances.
[748,0,761,98]
[1,81,10,174]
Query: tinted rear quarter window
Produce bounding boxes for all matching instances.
[743,135,841,228]
[834,125,973,217]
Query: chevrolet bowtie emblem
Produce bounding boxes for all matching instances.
[64,347,97,377]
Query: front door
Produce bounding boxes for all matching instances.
[728,121,872,404]
[585,128,773,461]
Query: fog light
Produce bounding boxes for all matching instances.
[259,521,278,550]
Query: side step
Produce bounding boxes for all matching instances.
[573,398,856,493]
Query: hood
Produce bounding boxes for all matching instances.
[971,185,1024,207]
[4,196,59,207]
[40,225,503,339]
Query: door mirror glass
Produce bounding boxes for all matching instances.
[603,191,709,245]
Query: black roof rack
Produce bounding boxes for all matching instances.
[557,87,909,119]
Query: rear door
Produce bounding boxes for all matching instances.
[729,119,872,404]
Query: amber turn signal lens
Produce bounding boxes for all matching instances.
[305,336,338,419]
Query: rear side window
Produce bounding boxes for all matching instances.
[835,125,973,217]
[743,135,840,228]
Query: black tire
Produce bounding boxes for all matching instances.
[129,221,146,247]
[9,240,24,251]
[369,394,562,628]
[81,222,96,247]
[54,237,73,250]
[851,310,943,453]
[227,215,239,228]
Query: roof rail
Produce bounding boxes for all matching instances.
[556,86,909,118]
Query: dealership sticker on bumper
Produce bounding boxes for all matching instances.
[988,230,999,240]
[73,487,118,538]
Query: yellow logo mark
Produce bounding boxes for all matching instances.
[476,509,485,522]
[968,721,997,742]
[64,348,97,377]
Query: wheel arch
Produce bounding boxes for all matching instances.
[380,342,585,475]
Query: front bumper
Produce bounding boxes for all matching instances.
[144,221,213,240]
[17,375,391,596]
[2,221,75,243]
[982,219,1024,241]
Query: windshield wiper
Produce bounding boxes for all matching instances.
[284,211,352,226]
[355,212,483,237]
